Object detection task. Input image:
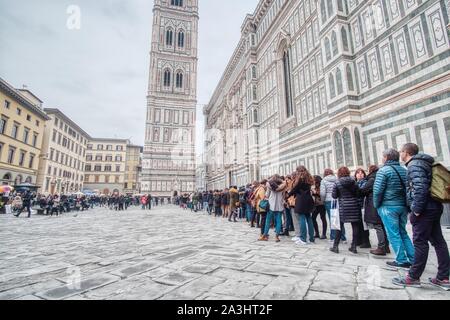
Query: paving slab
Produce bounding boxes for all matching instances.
[1,205,449,300]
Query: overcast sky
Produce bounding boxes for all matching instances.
[0,0,258,153]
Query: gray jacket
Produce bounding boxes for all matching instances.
[265,182,285,212]
[320,175,337,202]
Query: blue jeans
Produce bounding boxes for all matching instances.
[264,210,282,236]
[325,201,346,241]
[378,206,415,265]
[246,204,252,222]
[299,213,315,243]
[284,208,294,231]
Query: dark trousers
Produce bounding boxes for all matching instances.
[214,206,222,217]
[312,205,327,236]
[357,220,371,246]
[17,204,31,217]
[251,210,260,227]
[260,213,267,235]
[409,212,450,281]
[368,222,389,250]
[334,222,360,248]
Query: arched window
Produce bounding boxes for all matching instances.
[338,0,344,12]
[163,69,171,87]
[178,30,184,48]
[336,68,343,95]
[346,64,354,91]
[334,131,344,168]
[325,37,331,61]
[3,173,12,182]
[283,49,294,118]
[328,74,336,98]
[15,175,23,185]
[171,0,183,7]
[166,29,173,46]
[341,27,349,52]
[327,0,334,16]
[354,128,364,166]
[331,31,338,56]
[342,128,354,167]
[176,71,183,88]
[320,0,327,23]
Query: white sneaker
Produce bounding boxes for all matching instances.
[296,239,308,245]
[291,237,300,242]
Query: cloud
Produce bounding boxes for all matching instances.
[0,0,259,154]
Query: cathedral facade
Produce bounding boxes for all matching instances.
[142,0,198,196]
[204,0,450,190]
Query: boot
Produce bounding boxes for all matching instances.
[320,234,327,240]
[275,235,281,243]
[348,244,358,254]
[370,248,387,256]
[258,235,268,241]
[330,246,339,254]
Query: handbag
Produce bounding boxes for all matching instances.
[330,200,341,231]
[287,195,296,207]
[259,199,269,213]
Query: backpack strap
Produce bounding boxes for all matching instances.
[389,165,406,194]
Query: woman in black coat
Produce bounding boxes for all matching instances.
[330,167,361,254]
[359,165,390,256]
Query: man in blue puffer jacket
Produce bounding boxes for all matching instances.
[392,143,450,289]
[373,148,414,270]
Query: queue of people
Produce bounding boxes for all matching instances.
[189,143,450,290]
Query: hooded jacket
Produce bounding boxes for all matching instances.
[406,154,443,215]
[265,181,286,212]
[320,175,337,202]
[332,176,361,223]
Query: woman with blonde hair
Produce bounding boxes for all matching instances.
[288,166,315,245]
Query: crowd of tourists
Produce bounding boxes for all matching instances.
[189,143,450,290]
[0,192,170,217]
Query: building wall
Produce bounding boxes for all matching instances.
[84,140,128,194]
[204,0,450,190]
[142,0,198,197]
[0,80,47,186]
[36,111,89,194]
[124,145,142,194]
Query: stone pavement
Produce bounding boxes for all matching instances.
[0,205,449,300]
